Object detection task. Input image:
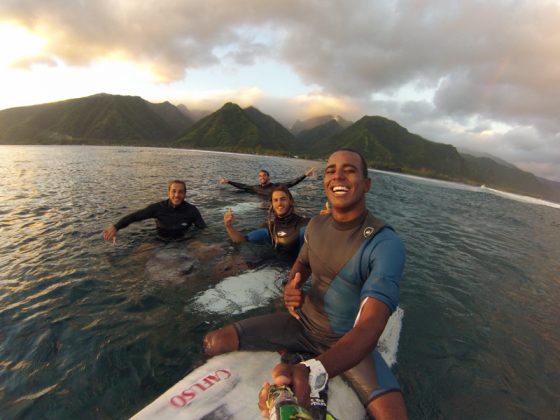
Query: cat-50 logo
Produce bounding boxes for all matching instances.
[170,369,232,408]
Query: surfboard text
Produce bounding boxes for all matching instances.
[169,369,232,408]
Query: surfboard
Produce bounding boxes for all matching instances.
[131,351,366,419]
[131,307,403,420]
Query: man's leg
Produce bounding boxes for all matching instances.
[203,312,309,357]
[203,324,239,356]
[342,351,407,420]
[367,391,407,420]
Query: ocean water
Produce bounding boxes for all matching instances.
[0,145,559,419]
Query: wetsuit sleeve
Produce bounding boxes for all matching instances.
[360,230,405,313]
[192,206,207,229]
[245,228,271,243]
[113,203,159,230]
[227,180,257,193]
[279,174,307,188]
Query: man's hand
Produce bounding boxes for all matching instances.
[257,363,311,418]
[304,167,316,177]
[224,208,234,227]
[284,272,305,319]
[219,176,229,184]
[102,225,118,243]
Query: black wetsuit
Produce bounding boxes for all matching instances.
[114,199,206,239]
[226,174,307,197]
[246,213,309,260]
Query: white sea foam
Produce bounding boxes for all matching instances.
[191,268,282,314]
[482,187,560,209]
[222,201,259,214]
[375,169,560,209]
[378,306,404,367]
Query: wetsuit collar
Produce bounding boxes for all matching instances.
[329,209,369,231]
[166,199,187,209]
[275,210,299,226]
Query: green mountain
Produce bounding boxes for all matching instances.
[1,93,558,202]
[0,93,192,145]
[174,102,295,155]
[461,153,558,199]
[307,115,470,180]
[291,115,352,136]
[295,117,352,153]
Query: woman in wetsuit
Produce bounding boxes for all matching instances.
[223,185,309,260]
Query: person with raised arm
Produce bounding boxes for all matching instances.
[219,167,315,198]
[223,185,309,261]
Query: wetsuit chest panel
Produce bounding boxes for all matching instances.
[273,215,308,251]
[300,213,391,343]
[153,201,201,237]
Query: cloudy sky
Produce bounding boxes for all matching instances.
[1,0,559,180]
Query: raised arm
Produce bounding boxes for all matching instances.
[280,167,315,188]
[223,208,246,242]
[102,203,157,242]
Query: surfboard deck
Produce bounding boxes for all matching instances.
[131,351,366,419]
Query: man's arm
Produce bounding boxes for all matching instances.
[260,298,391,413]
[317,297,390,376]
[280,167,315,188]
[102,203,158,241]
[192,206,207,229]
[223,179,256,193]
[223,208,246,242]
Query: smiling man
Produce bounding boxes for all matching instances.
[203,149,407,419]
[102,180,206,242]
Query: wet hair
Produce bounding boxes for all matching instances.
[168,180,186,192]
[258,169,270,177]
[335,148,369,177]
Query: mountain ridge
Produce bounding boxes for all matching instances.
[1,93,558,202]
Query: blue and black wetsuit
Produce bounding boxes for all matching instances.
[114,199,206,239]
[245,213,309,260]
[226,174,308,198]
[234,210,406,404]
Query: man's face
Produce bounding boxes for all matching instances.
[324,151,371,215]
[258,171,269,185]
[271,191,291,218]
[168,182,186,207]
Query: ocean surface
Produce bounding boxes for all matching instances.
[1,145,559,419]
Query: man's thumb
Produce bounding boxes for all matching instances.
[291,272,303,288]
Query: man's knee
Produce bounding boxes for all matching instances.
[203,324,240,356]
[367,390,407,420]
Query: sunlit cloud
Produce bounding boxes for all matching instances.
[0,23,47,67]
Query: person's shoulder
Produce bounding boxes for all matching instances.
[307,213,331,230]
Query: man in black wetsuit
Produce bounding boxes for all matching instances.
[102,180,206,242]
[219,167,315,197]
[223,185,309,261]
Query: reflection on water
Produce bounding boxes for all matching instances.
[0,145,559,419]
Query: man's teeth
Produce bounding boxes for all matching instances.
[332,186,349,194]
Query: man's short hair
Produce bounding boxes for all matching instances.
[258,169,270,177]
[168,180,186,192]
[337,148,369,177]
